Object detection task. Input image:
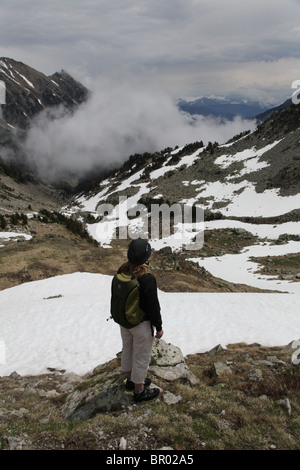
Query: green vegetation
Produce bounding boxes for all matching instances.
[0,214,7,229]
[37,209,97,245]
[0,212,28,227]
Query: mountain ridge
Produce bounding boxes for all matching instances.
[0,57,89,130]
[177,96,271,120]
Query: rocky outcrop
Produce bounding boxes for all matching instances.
[149,339,199,385]
[62,340,199,421]
[211,361,232,378]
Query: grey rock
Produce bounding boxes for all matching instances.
[0,57,88,130]
[233,228,247,235]
[248,369,263,381]
[59,373,83,392]
[0,408,9,419]
[218,418,232,430]
[9,371,21,380]
[6,435,32,450]
[252,360,274,367]
[9,410,22,418]
[278,398,292,416]
[207,344,225,356]
[211,362,232,377]
[149,339,199,385]
[266,355,279,362]
[150,339,184,367]
[162,391,182,405]
[259,395,269,400]
[150,362,199,385]
[265,356,288,366]
[64,378,133,421]
[119,437,127,450]
[280,274,294,280]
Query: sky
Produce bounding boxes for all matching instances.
[1,0,300,105]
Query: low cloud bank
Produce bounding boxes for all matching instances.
[23,79,257,181]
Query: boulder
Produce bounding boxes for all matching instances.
[248,369,263,381]
[149,339,199,385]
[63,377,133,421]
[150,362,199,385]
[208,344,225,356]
[62,340,198,421]
[150,339,184,367]
[162,391,182,405]
[211,362,232,377]
[277,398,292,416]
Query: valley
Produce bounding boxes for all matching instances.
[0,58,300,452]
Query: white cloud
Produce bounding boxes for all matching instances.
[23,77,256,181]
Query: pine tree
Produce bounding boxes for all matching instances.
[0,215,7,230]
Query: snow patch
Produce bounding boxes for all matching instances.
[0,272,299,376]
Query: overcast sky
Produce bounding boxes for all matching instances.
[1,0,300,105]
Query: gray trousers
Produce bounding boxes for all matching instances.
[120,321,153,384]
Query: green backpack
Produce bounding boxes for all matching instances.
[110,273,145,329]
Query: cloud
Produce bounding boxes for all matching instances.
[22,77,256,182]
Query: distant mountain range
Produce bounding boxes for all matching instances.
[176,96,284,121]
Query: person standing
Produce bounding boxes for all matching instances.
[111,238,163,402]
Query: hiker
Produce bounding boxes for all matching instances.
[111,238,163,403]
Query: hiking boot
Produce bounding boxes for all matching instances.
[133,387,160,403]
[125,377,151,391]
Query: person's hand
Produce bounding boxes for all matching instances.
[155,329,164,339]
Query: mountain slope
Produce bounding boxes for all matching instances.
[62,101,300,293]
[69,101,300,222]
[0,57,88,130]
[254,98,293,123]
[0,58,90,212]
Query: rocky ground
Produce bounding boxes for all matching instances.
[1,339,300,450]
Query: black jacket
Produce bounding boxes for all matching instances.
[138,273,162,332]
